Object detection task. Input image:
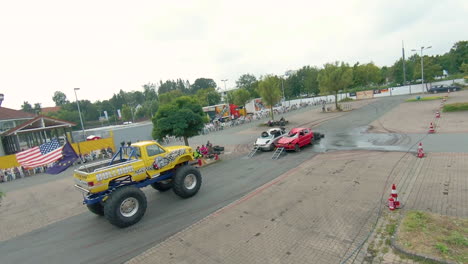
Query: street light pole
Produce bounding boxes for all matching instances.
[221,79,231,118]
[74,88,86,141]
[412,46,431,93]
[281,77,285,103]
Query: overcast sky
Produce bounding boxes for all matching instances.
[1,0,467,109]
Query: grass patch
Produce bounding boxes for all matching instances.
[397,211,468,263]
[405,96,444,102]
[386,222,397,236]
[443,102,468,112]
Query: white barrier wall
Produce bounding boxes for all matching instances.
[281,78,464,107]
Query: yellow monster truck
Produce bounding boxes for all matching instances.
[73,140,201,228]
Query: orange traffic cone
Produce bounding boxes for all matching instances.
[435,111,440,118]
[428,122,435,133]
[417,142,425,158]
[197,158,203,166]
[388,196,395,211]
[391,184,401,208]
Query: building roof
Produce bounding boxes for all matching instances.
[0,107,36,121]
[1,115,76,136]
[41,106,61,114]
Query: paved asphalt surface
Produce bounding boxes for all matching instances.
[1,95,467,264]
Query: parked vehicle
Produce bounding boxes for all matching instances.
[86,135,102,140]
[73,141,201,228]
[428,84,461,94]
[275,127,324,152]
[254,128,286,151]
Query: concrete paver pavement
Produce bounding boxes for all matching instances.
[128,150,468,264]
[369,90,468,134]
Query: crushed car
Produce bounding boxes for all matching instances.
[254,127,286,151]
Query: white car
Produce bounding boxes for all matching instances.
[254,128,286,151]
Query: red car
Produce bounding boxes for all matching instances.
[275,127,323,152]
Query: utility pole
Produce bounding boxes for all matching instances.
[74,88,85,158]
[221,79,231,118]
[402,41,408,93]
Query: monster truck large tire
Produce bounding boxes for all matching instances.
[104,186,147,228]
[151,180,173,192]
[87,203,104,216]
[173,165,202,198]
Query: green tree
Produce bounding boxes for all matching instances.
[110,90,127,110]
[77,100,99,121]
[176,79,191,94]
[122,104,133,122]
[301,66,320,96]
[128,91,145,105]
[459,62,468,74]
[52,91,68,106]
[158,80,177,94]
[257,75,282,120]
[448,41,468,73]
[142,83,158,101]
[195,87,221,106]
[286,73,303,98]
[413,56,443,88]
[33,103,42,114]
[206,90,221,106]
[318,62,353,111]
[46,109,80,125]
[159,90,184,105]
[152,96,204,146]
[352,62,381,87]
[190,78,217,94]
[236,74,258,98]
[138,100,159,119]
[21,101,33,113]
[231,89,251,110]
[225,91,235,106]
[95,100,115,120]
[379,66,390,85]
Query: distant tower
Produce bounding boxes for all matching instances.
[402,41,406,85]
[0,93,4,107]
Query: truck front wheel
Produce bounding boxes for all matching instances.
[104,186,147,228]
[87,203,104,216]
[173,166,202,198]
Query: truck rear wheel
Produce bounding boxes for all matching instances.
[104,186,147,228]
[151,180,173,192]
[87,203,104,216]
[173,165,202,198]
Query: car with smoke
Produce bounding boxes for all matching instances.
[275,127,324,152]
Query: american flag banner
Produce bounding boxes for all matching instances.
[16,138,64,168]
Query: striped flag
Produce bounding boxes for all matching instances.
[16,138,63,168]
